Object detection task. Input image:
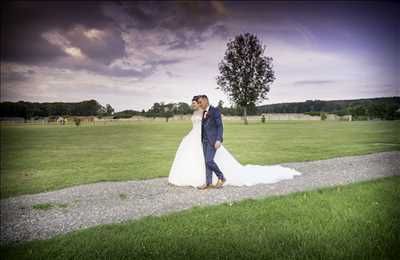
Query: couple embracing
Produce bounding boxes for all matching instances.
[168,95,302,189]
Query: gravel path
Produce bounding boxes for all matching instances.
[1,151,399,246]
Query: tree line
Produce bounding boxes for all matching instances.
[256,97,400,120]
[1,96,399,120]
[0,100,113,119]
[113,101,262,119]
[109,97,400,121]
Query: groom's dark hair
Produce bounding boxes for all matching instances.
[192,95,201,102]
[200,95,208,100]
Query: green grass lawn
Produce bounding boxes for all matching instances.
[1,120,399,198]
[1,176,399,259]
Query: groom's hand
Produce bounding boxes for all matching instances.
[214,141,221,149]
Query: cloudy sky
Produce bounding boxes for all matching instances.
[1,1,399,111]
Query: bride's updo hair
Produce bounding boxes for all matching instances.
[192,95,200,102]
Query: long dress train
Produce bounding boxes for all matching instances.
[168,109,301,187]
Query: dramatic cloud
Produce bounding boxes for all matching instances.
[1,1,231,77]
[1,1,398,111]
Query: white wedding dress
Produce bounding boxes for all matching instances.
[168,109,302,187]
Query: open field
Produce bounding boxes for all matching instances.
[1,120,399,198]
[1,176,399,259]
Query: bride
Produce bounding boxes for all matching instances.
[168,96,302,187]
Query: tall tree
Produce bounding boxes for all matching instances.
[216,33,275,124]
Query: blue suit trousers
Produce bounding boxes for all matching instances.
[202,138,225,185]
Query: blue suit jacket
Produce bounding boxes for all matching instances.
[201,106,223,145]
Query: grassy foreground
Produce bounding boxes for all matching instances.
[1,120,399,198]
[1,176,399,259]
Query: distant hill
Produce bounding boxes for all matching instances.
[255,96,400,119]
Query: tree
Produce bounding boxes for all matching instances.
[163,111,174,122]
[106,104,114,115]
[217,100,224,109]
[73,117,81,126]
[216,33,275,124]
[176,102,192,114]
[320,112,327,121]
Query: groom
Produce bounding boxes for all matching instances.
[197,95,226,190]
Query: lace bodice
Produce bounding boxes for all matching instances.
[191,109,203,131]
